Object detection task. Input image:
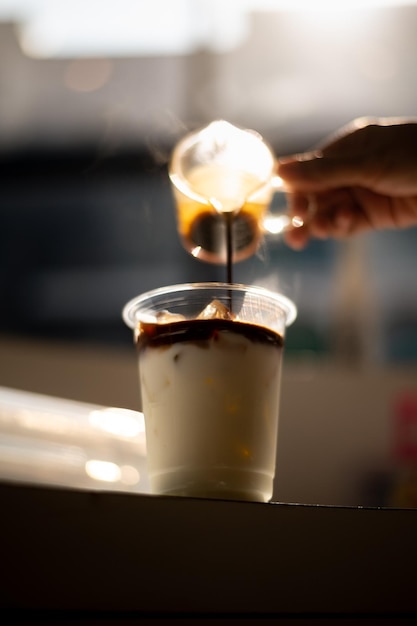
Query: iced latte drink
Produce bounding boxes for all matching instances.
[123,283,296,503]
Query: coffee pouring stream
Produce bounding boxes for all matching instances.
[169,120,302,277]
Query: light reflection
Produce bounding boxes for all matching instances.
[191,245,203,258]
[271,175,284,191]
[292,215,304,228]
[85,459,122,482]
[88,407,145,439]
[15,0,246,58]
[85,460,141,485]
[0,387,149,492]
[263,214,291,235]
[7,0,412,60]
[10,407,74,435]
[263,213,303,235]
[120,465,141,485]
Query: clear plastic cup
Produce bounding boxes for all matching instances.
[123,282,296,503]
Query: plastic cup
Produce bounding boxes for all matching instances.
[123,282,296,503]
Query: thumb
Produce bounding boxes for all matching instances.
[277,152,368,192]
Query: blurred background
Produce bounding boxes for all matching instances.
[1,0,417,507]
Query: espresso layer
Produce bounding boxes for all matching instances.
[136,318,284,350]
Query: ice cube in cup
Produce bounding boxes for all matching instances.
[155,310,186,323]
[197,299,233,320]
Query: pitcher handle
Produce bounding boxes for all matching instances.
[261,175,305,235]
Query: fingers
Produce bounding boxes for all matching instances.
[277,154,367,192]
[284,188,369,250]
[311,201,357,239]
[279,147,377,249]
[284,222,310,250]
[284,192,316,250]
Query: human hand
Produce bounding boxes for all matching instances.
[277,117,417,249]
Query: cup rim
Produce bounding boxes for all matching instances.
[169,120,276,206]
[122,282,297,329]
